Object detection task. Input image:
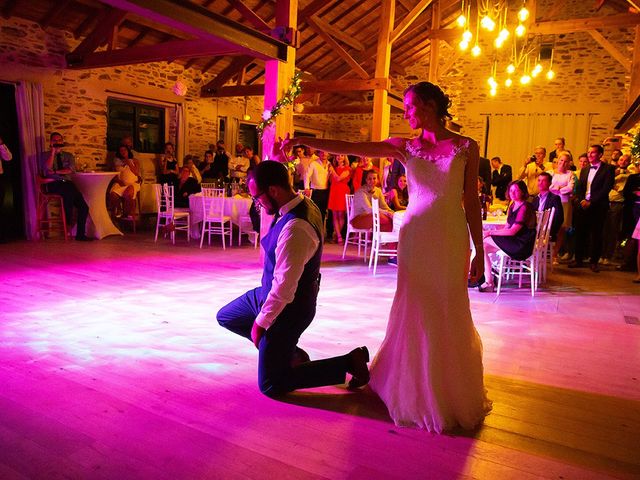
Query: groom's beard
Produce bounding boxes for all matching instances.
[263,194,280,216]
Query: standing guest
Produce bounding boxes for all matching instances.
[481,181,537,292]
[292,145,311,190]
[175,165,201,208]
[632,217,640,283]
[550,151,577,260]
[549,137,568,164]
[609,148,623,165]
[159,142,179,186]
[216,161,370,396]
[121,134,139,158]
[229,145,249,181]
[351,157,380,192]
[108,145,141,218]
[478,156,491,191]
[211,140,230,181]
[327,154,351,243]
[350,170,393,231]
[387,174,409,211]
[570,144,616,272]
[304,150,331,230]
[0,136,13,242]
[576,153,590,178]
[39,132,90,241]
[244,146,261,170]
[383,156,406,194]
[619,171,640,272]
[518,146,546,196]
[490,156,512,201]
[283,81,491,432]
[602,154,632,263]
[532,172,564,262]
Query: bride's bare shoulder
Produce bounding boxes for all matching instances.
[384,137,410,160]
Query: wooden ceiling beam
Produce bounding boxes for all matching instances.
[127,27,151,48]
[40,0,74,29]
[201,57,222,74]
[67,38,242,69]
[225,0,271,33]
[529,14,640,35]
[390,0,434,44]
[201,55,255,95]
[298,0,336,22]
[306,16,369,79]
[183,58,199,70]
[68,8,127,57]
[308,15,365,51]
[588,29,631,71]
[98,0,289,61]
[205,77,390,97]
[73,9,98,39]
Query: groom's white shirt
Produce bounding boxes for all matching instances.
[255,194,320,330]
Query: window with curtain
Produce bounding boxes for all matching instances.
[107,98,165,153]
[485,112,593,167]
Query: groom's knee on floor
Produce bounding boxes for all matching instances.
[259,375,290,398]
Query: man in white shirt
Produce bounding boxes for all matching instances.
[229,151,249,180]
[304,150,330,229]
[216,161,370,396]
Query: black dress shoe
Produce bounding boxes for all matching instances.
[468,274,485,289]
[346,346,370,389]
[75,235,94,241]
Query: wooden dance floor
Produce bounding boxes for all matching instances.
[1,234,639,479]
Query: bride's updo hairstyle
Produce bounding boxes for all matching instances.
[404,82,453,123]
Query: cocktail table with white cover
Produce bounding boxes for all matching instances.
[189,193,252,239]
[70,172,123,239]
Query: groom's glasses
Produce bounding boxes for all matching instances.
[251,191,265,210]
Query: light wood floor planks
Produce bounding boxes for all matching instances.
[1,234,639,479]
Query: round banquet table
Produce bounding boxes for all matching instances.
[70,172,123,239]
[189,193,253,239]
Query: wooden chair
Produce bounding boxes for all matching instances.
[36,176,68,241]
[200,187,232,249]
[154,183,190,244]
[369,198,399,275]
[342,194,371,261]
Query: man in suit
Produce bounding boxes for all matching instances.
[490,156,512,201]
[531,172,564,244]
[570,144,616,272]
[217,161,369,396]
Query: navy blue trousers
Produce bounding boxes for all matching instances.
[217,285,348,396]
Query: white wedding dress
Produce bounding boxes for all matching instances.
[369,137,492,433]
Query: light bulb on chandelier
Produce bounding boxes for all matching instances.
[518,7,529,22]
[457,14,467,27]
[480,15,496,31]
[472,44,481,57]
[505,78,513,87]
[459,40,470,51]
[515,24,526,37]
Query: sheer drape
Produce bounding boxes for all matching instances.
[15,81,45,240]
[175,104,187,165]
[486,113,593,167]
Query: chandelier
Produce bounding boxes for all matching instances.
[456,0,555,97]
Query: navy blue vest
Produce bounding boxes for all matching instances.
[260,196,324,305]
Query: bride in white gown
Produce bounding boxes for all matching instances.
[282,82,491,433]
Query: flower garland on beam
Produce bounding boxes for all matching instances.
[257,71,303,137]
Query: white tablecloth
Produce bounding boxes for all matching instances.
[70,172,123,239]
[189,194,252,238]
[482,214,508,231]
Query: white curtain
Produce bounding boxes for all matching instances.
[15,81,45,240]
[486,113,593,167]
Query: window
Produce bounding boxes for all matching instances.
[107,98,165,153]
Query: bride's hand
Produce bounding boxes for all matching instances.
[271,133,291,162]
[469,252,483,284]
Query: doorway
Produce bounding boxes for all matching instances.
[0,82,24,240]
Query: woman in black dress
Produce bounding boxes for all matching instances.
[479,180,536,292]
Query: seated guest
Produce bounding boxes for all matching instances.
[490,156,512,201]
[244,146,261,171]
[382,156,405,195]
[200,150,218,181]
[479,180,537,292]
[183,155,202,183]
[477,176,491,217]
[387,174,409,211]
[550,151,576,259]
[108,144,141,218]
[39,132,90,241]
[350,170,393,231]
[175,165,201,208]
[159,142,179,186]
[532,172,564,262]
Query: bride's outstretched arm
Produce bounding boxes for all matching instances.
[463,139,484,282]
[291,136,405,161]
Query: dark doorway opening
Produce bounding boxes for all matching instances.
[0,82,24,241]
